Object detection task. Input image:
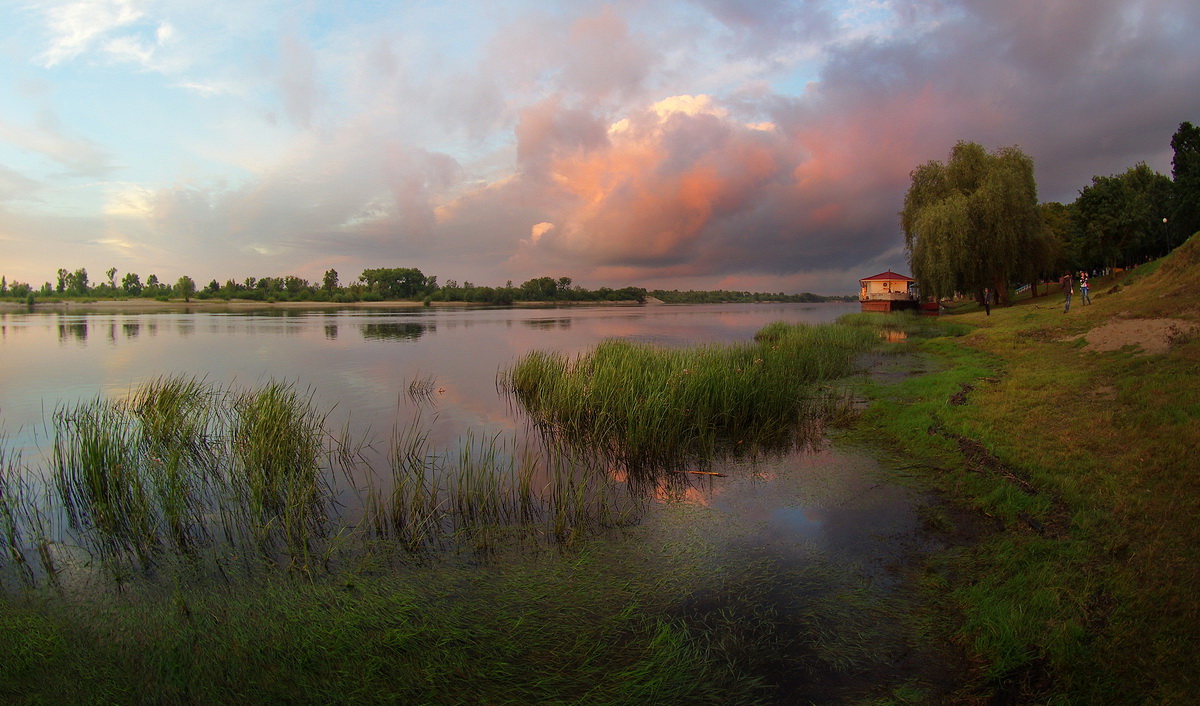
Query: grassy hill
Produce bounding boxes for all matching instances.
[855,234,1200,703]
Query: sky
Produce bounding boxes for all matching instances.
[1,0,1197,296]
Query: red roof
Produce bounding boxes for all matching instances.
[860,270,914,282]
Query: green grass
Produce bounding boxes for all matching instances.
[365,416,642,553]
[500,323,879,472]
[844,235,1200,703]
[0,527,820,704]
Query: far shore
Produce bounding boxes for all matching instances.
[0,297,656,312]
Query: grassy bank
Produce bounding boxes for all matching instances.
[847,236,1200,702]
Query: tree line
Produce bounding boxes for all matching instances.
[901,121,1200,306]
[0,266,842,307]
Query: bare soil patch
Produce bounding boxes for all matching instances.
[1077,317,1198,355]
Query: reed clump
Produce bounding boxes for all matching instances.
[366,416,641,553]
[0,443,45,585]
[42,377,342,574]
[231,382,328,547]
[500,322,879,471]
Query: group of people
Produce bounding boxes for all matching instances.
[979,270,1094,314]
[977,271,1092,316]
[1060,271,1091,312]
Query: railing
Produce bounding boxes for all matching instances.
[861,292,917,301]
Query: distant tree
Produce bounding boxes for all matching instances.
[122,272,142,296]
[519,276,558,300]
[66,268,89,295]
[1170,121,1200,243]
[1,276,6,295]
[106,267,117,289]
[56,268,67,293]
[283,276,308,296]
[145,274,160,295]
[901,141,1045,305]
[176,275,196,302]
[1073,162,1173,271]
[360,268,430,298]
[323,269,339,293]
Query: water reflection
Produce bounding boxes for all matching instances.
[360,321,432,340]
[58,319,88,343]
[523,318,572,330]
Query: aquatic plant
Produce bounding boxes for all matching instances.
[230,381,329,551]
[500,322,878,472]
[38,377,345,576]
[365,415,641,553]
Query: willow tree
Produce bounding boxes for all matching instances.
[901,141,1045,305]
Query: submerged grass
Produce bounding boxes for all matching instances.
[23,375,660,581]
[0,538,778,705]
[366,414,643,554]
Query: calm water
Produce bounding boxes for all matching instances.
[0,302,858,455]
[0,300,930,586]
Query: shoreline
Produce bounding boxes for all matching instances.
[0,298,649,312]
[0,296,851,313]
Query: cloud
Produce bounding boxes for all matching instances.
[0,111,116,178]
[4,0,1198,295]
[0,163,43,203]
[277,31,320,129]
[36,0,144,66]
[501,94,803,276]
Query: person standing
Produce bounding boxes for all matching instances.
[1061,272,1073,313]
[1080,272,1091,305]
[983,287,991,316]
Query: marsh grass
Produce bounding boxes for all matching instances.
[39,377,347,577]
[500,322,879,474]
[0,443,51,586]
[230,382,329,554]
[365,414,642,554]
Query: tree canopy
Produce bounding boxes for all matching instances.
[1073,162,1173,272]
[901,141,1047,304]
[1170,121,1200,242]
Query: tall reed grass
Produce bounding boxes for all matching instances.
[499,322,879,473]
[364,414,641,553]
[0,442,45,586]
[44,377,342,576]
[3,373,653,588]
